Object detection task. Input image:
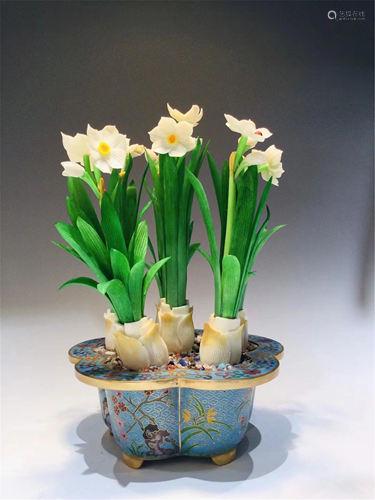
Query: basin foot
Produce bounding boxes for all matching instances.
[122,452,144,469]
[211,448,236,466]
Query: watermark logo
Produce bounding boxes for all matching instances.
[328,10,365,21]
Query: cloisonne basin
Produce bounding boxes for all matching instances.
[68,331,284,468]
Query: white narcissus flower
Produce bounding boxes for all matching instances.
[254,145,284,186]
[113,318,169,370]
[240,151,268,168]
[148,117,196,157]
[157,298,195,354]
[224,114,272,147]
[199,314,244,365]
[86,124,130,173]
[61,133,89,163]
[127,144,145,158]
[61,161,85,178]
[167,104,203,127]
[61,125,119,164]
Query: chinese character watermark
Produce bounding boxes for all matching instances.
[328,10,365,21]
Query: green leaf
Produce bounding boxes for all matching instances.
[253,224,286,262]
[188,243,200,264]
[180,425,215,443]
[186,170,221,316]
[136,164,149,220]
[212,420,233,431]
[220,161,229,263]
[136,200,152,227]
[207,152,222,219]
[197,248,212,268]
[229,166,258,273]
[191,395,205,416]
[128,259,145,321]
[51,241,83,261]
[181,431,201,448]
[124,181,137,247]
[76,217,112,278]
[142,257,170,312]
[97,279,133,323]
[221,255,241,318]
[67,177,104,240]
[147,236,157,263]
[110,249,130,287]
[183,443,200,454]
[101,191,127,256]
[107,168,119,196]
[133,220,148,265]
[93,165,101,184]
[163,155,179,306]
[188,221,194,245]
[235,178,273,312]
[66,197,91,227]
[59,277,99,290]
[122,154,133,186]
[55,223,107,282]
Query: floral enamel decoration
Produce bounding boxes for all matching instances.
[148,117,196,157]
[224,114,272,147]
[255,145,284,186]
[167,104,203,127]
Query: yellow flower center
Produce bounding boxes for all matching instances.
[167,134,178,145]
[98,142,111,156]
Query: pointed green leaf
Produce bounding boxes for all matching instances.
[213,420,233,431]
[183,443,200,453]
[76,217,112,278]
[97,279,133,323]
[181,431,201,448]
[136,164,150,220]
[110,249,130,287]
[133,220,148,265]
[191,395,205,415]
[188,243,200,264]
[124,181,137,247]
[66,197,91,227]
[67,178,104,240]
[253,224,286,262]
[186,170,221,315]
[180,425,215,443]
[59,277,99,290]
[229,166,258,273]
[55,223,107,282]
[220,161,229,262]
[163,155,179,306]
[51,241,83,261]
[207,152,222,218]
[101,191,127,256]
[128,259,145,321]
[142,257,170,312]
[107,168,119,196]
[221,255,241,318]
